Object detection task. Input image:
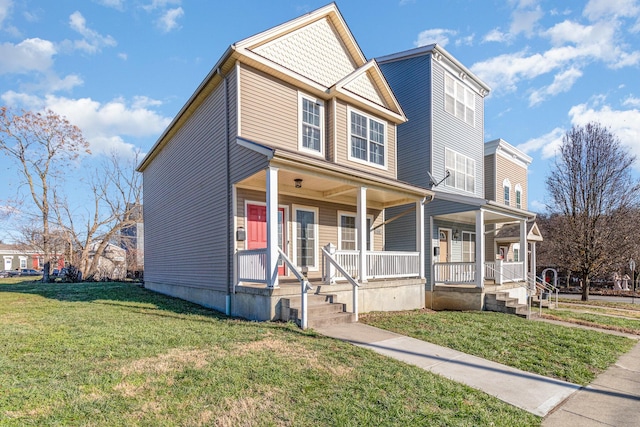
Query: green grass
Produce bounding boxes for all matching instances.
[360,310,636,386]
[544,309,640,334]
[0,280,539,426]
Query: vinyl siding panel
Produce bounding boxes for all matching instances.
[495,155,528,209]
[431,61,484,199]
[143,81,229,294]
[239,64,299,151]
[379,56,432,188]
[334,100,397,179]
[236,188,383,280]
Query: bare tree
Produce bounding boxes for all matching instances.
[0,108,90,281]
[546,122,640,300]
[54,150,142,280]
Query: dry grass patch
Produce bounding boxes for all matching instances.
[120,347,212,376]
[214,390,289,427]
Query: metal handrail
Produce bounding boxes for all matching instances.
[322,247,360,321]
[277,248,313,330]
[529,274,559,316]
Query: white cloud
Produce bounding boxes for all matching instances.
[118,52,127,60]
[157,7,184,33]
[1,91,172,157]
[529,67,582,106]
[583,0,640,21]
[414,28,457,48]
[95,0,125,10]
[455,34,474,47]
[0,38,56,74]
[142,0,181,12]
[483,28,509,43]
[623,96,640,108]
[0,0,11,29]
[68,11,117,53]
[568,102,640,165]
[510,5,544,36]
[517,127,565,159]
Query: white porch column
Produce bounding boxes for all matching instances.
[520,219,528,281]
[266,166,279,288]
[357,186,368,283]
[531,241,537,278]
[475,210,485,289]
[416,199,425,279]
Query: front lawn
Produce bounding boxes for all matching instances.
[0,280,538,426]
[360,309,636,386]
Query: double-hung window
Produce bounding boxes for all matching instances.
[515,184,522,209]
[338,213,372,251]
[445,73,475,126]
[349,109,386,167]
[503,179,511,206]
[299,93,323,155]
[462,232,475,262]
[445,148,475,193]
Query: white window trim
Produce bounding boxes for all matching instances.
[462,231,476,262]
[298,92,324,157]
[445,148,476,193]
[515,184,522,209]
[292,205,319,271]
[444,73,475,127]
[513,243,520,262]
[347,106,388,170]
[19,256,27,269]
[503,178,511,206]
[337,211,374,251]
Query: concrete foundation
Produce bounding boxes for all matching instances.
[426,282,529,311]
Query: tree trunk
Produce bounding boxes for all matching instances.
[581,273,590,301]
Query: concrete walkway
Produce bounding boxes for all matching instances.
[543,339,640,426]
[314,323,581,417]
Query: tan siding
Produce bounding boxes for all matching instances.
[239,64,298,150]
[236,188,383,280]
[334,100,397,179]
[143,81,230,293]
[496,155,528,209]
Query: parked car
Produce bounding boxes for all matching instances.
[9,269,42,277]
[0,270,9,278]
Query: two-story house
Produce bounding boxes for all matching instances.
[378,46,537,311]
[137,4,433,325]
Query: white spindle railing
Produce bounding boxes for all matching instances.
[368,251,420,279]
[503,262,524,282]
[485,262,496,280]
[237,248,268,283]
[434,262,476,283]
[333,250,359,280]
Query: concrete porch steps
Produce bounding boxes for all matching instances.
[484,291,531,318]
[282,293,355,328]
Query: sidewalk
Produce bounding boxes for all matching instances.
[542,339,640,426]
[314,323,581,417]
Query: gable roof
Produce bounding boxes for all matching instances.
[138,3,404,172]
[495,221,544,242]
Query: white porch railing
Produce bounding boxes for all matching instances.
[485,260,525,284]
[326,248,421,282]
[433,262,475,284]
[237,248,267,283]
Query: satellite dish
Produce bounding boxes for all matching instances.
[428,170,451,187]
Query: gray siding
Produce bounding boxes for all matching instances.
[431,61,484,199]
[143,80,230,297]
[379,56,432,188]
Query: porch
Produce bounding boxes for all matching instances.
[433,259,527,285]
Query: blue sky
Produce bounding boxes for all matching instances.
[1,0,640,241]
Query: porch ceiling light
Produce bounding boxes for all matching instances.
[453,230,460,240]
[294,178,303,188]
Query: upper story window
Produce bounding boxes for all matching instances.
[299,93,323,155]
[515,184,522,209]
[444,73,475,126]
[503,179,511,206]
[348,108,386,168]
[445,148,475,193]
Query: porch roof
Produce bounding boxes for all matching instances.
[495,221,544,242]
[237,137,434,209]
[432,191,536,225]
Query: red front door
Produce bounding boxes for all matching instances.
[247,204,286,275]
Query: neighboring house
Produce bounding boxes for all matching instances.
[120,204,144,276]
[378,45,537,310]
[137,4,433,323]
[0,243,64,272]
[83,242,127,281]
[484,138,543,277]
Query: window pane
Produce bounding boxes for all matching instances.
[296,210,315,267]
[351,136,367,160]
[504,186,510,205]
[351,112,367,137]
[340,216,356,251]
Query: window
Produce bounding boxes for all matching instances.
[339,213,372,251]
[515,184,522,209]
[299,93,323,154]
[294,207,318,270]
[349,109,386,167]
[19,257,27,269]
[513,243,520,262]
[445,73,475,126]
[503,179,511,206]
[462,232,475,262]
[445,148,475,193]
